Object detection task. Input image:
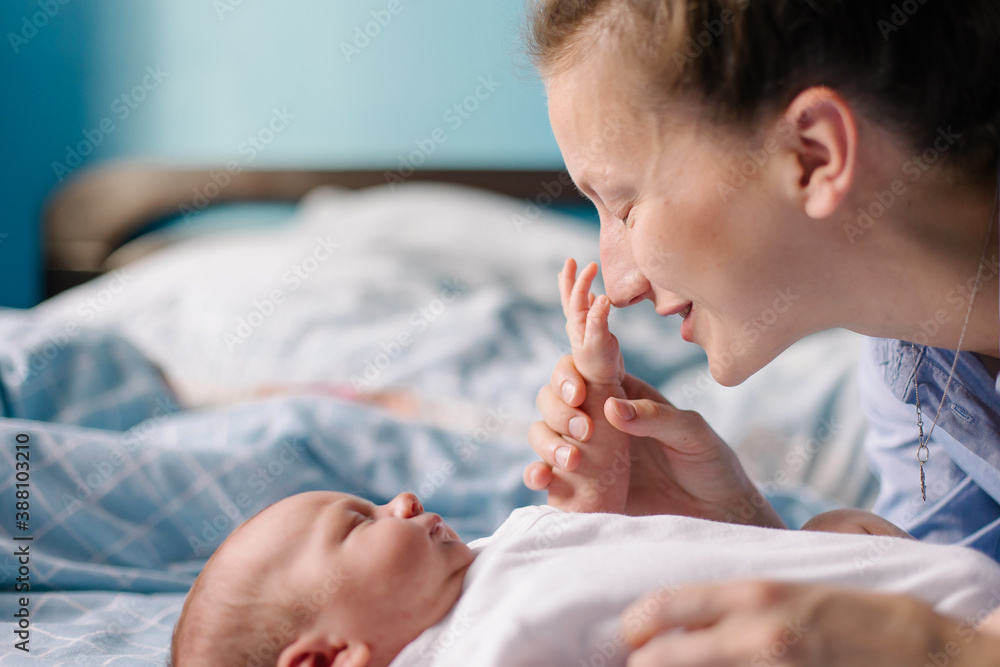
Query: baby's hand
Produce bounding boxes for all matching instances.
[560,259,625,388]
[543,258,630,515]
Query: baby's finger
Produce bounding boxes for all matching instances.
[559,258,578,317]
[571,262,599,310]
[583,293,613,347]
[567,262,599,342]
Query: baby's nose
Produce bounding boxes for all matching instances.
[391,492,423,518]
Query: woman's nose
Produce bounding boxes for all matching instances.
[600,222,653,308]
[389,492,423,518]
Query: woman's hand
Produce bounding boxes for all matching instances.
[524,354,784,527]
[621,581,1000,666]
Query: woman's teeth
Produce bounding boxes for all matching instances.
[680,304,692,318]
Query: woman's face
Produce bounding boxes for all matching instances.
[546,53,826,385]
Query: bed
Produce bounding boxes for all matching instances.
[0,162,877,664]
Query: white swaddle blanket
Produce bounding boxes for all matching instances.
[389,505,1000,667]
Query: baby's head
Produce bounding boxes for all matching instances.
[171,490,475,667]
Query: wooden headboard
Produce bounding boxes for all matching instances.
[42,161,588,297]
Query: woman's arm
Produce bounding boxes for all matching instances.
[622,581,1000,667]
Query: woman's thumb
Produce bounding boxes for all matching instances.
[605,397,697,441]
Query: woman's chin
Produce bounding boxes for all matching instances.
[704,345,764,387]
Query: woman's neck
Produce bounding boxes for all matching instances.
[835,155,1000,357]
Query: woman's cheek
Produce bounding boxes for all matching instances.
[631,227,677,288]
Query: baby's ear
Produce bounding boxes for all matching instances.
[277,635,371,667]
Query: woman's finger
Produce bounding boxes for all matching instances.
[528,420,581,471]
[537,383,592,442]
[549,353,587,408]
[623,581,794,648]
[621,373,671,404]
[603,398,706,454]
[626,622,757,667]
[626,628,721,667]
[522,460,553,491]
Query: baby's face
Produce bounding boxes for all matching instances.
[220,490,475,665]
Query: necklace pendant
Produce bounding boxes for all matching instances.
[919,462,926,502]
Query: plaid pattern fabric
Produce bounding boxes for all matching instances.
[0,310,543,664]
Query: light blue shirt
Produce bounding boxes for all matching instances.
[860,333,1000,562]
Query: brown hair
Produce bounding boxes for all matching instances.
[527,0,1000,175]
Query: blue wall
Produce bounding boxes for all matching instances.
[0,0,563,307]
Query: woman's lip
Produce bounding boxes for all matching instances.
[680,303,695,342]
[658,301,693,317]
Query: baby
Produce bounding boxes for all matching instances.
[170,259,914,667]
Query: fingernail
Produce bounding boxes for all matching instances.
[568,416,587,440]
[611,398,636,421]
[561,380,576,404]
[555,446,572,469]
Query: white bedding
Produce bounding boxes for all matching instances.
[3,181,883,664]
[392,505,1000,667]
[34,181,876,510]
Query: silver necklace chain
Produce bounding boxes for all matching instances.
[911,162,1000,502]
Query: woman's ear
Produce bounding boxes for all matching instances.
[277,636,371,667]
[781,87,858,219]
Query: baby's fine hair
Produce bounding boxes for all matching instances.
[169,509,307,667]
